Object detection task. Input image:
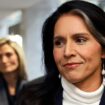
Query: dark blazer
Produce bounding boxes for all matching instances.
[16,76,105,105]
[0,76,26,105]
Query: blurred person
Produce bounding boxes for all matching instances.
[16,0,105,105]
[0,37,27,105]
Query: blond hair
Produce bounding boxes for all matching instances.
[0,37,27,80]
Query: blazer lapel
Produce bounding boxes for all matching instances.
[55,86,63,105]
[99,87,105,105]
[0,81,9,105]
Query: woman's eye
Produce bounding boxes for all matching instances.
[75,37,87,44]
[6,53,13,57]
[54,40,64,47]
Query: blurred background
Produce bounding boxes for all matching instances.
[0,0,104,80]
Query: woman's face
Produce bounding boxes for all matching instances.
[0,43,19,74]
[53,14,105,87]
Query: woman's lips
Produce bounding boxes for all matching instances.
[63,62,82,69]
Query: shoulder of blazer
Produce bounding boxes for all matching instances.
[15,76,46,105]
[29,76,45,84]
[22,76,45,90]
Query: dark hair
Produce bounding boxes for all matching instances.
[42,0,105,82]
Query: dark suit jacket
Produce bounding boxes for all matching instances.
[16,76,105,105]
[0,76,26,105]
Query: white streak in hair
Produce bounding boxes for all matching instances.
[69,9,105,46]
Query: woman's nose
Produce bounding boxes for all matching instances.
[64,42,76,58]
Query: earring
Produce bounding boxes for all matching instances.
[59,74,61,78]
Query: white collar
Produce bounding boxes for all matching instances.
[61,77,104,105]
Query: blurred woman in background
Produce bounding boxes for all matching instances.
[0,37,27,105]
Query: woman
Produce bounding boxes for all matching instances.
[16,0,105,105]
[0,37,27,105]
